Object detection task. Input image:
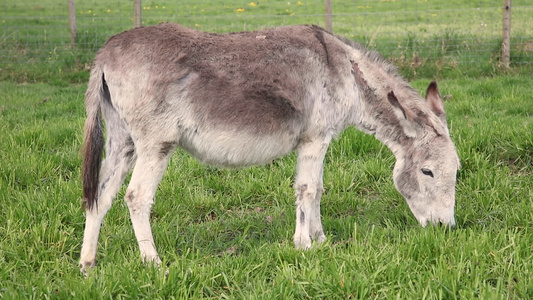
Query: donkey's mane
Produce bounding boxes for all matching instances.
[335,33,420,99]
[333,32,447,138]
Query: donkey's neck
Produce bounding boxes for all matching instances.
[347,58,422,160]
[355,105,412,158]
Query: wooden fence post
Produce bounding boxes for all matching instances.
[134,0,142,27]
[68,0,76,46]
[501,0,511,68]
[324,0,332,33]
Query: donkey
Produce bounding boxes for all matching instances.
[79,23,460,274]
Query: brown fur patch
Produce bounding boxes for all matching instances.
[159,141,177,157]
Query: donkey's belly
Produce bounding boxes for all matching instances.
[178,127,300,167]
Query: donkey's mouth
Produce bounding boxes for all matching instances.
[418,214,456,229]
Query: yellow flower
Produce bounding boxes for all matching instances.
[235,8,245,12]
[106,9,111,13]
[195,24,200,27]
[297,1,304,5]
[249,2,257,7]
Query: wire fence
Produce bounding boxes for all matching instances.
[1,0,532,82]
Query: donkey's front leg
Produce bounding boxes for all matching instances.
[293,137,331,249]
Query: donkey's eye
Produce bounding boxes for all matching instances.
[421,168,434,178]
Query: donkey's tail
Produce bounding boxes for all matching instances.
[82,63,107,211]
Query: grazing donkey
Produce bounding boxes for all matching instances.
[80,23,460,274]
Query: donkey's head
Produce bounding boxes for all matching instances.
[389,82,460,227]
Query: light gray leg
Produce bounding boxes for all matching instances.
[79,139,136,275]
[124,143,176,265]
[293,136,331,249]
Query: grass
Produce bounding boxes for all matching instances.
[0,76,532,298]
[1,0,533,298]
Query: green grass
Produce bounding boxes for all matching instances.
[1,0,533,298]
[1,76,532,298]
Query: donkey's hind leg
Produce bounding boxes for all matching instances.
[79,112,136,274]
[293,136,331,249]
[124,140,177,265]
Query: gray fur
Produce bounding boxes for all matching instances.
[80,23,459,274]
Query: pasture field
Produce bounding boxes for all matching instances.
[1,0,533,298]
[1,77,532,298]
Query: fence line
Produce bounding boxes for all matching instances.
[64,0,519,66]
[1,0,532,82]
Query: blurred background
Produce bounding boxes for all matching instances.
[1,0,532,82]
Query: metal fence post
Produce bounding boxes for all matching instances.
[501,0,511,68]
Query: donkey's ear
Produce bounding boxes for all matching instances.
[387,91,417,138]
[425,81,446,119]
[387,91,416,121]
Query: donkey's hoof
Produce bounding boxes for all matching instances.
[79,259,96,278]
[315,234,327,244]
[159,265,170,277]
[142,255,162,266]
[293,235,312,250]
